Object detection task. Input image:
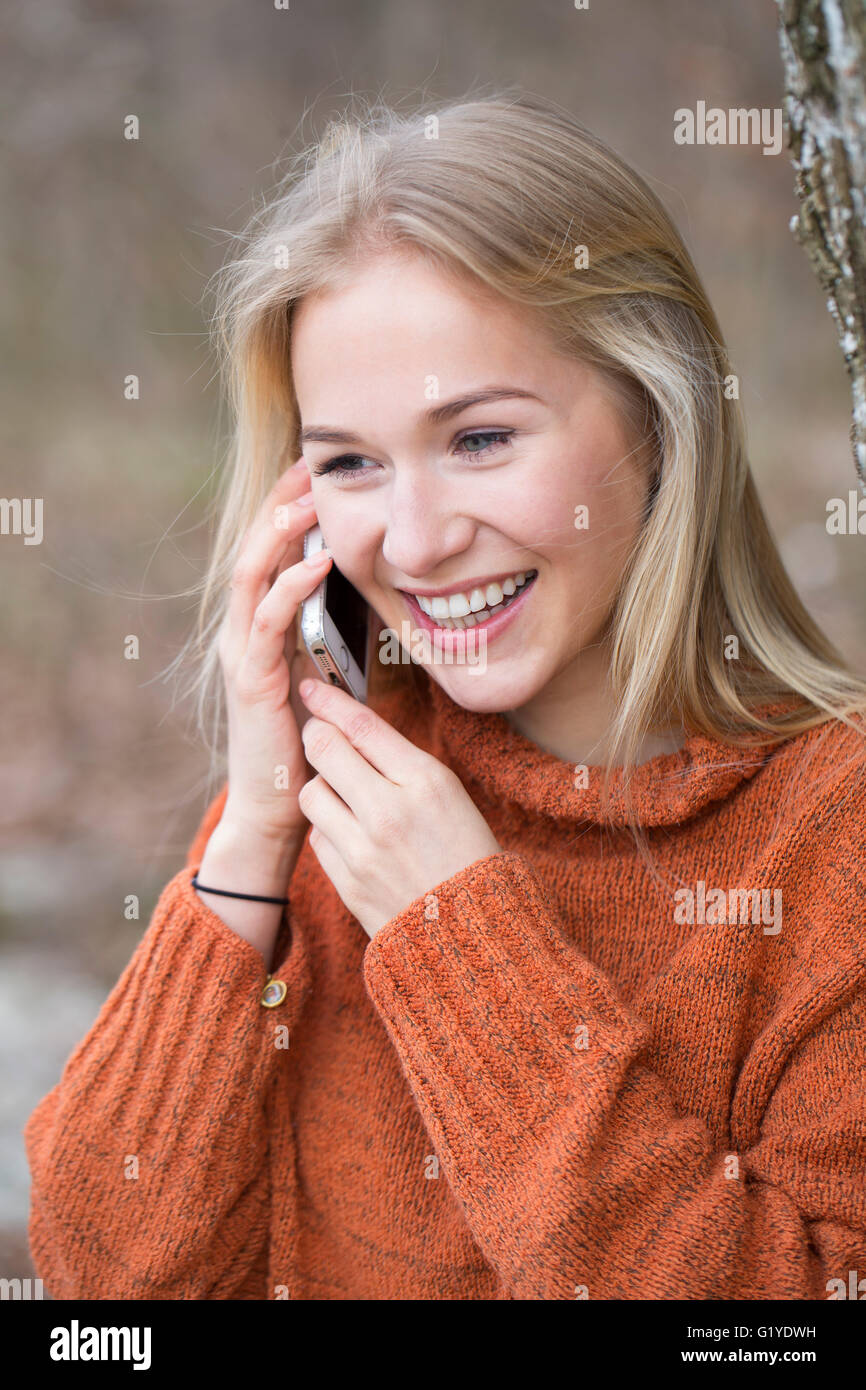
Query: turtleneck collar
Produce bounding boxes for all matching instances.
[415,668,798,829]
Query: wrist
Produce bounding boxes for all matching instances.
[199,814,303,895]
[221,795,306,850]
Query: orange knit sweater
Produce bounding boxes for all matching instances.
[24,670,866,1300]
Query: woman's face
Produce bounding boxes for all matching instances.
[290,251,651,714]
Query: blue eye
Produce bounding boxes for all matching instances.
[454,430,514,457]
[310,429,514,480]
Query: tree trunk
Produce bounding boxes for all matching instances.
[777,0,866,498]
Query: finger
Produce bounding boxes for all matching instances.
[301,715,386,819]
[297,772,359,851]
[305,822,353,906]
[238,551,332,691]
[222,460,318,668]
[240,457,314,587]
[297,678,430,786]
[225,460,315,643]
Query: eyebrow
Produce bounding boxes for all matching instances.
[298,387,543,446]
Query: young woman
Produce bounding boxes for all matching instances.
[25,90,866,1301]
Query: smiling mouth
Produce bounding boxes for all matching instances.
[401,569,539,628]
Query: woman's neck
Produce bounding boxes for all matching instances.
[503,642,687,768]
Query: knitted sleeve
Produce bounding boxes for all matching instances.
[362,812,866,1299]
[23,785,307,1300]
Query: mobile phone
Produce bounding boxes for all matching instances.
[300,525,370,702]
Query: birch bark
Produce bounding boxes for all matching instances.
[777,0,866,497]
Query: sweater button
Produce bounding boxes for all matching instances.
[261,976,287,1008]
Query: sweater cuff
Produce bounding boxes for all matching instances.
[38,864,310,1152]
[172,864,306,1013]
[362,851,647,1173]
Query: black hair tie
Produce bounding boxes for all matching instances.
[192,873,289,906]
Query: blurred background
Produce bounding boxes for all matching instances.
[1,0,864,1281]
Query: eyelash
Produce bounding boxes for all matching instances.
[309,429,515,480]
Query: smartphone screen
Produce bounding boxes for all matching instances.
[325,562,369,676]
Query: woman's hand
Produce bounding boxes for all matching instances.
[194,456,334,967]
[295,677,503,939]
[217,457,333,844]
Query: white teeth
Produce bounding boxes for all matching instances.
[448,592,471,618]
[485,582,504,608]
[411,568,536,625]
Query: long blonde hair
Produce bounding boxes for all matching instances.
[169,87,866,847]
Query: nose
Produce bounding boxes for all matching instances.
[381,468,475,579]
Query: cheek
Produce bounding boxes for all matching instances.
[560,436,646,553]
[312,492,379,580]
[510,433,615,544]
[516,468,643,580]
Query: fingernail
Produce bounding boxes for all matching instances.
[298,678,317,699]
[304,547,332,567]
[295,489,314,506]
[291,457,308,470]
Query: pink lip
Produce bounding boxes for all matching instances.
[401,573,538,655]
[398,569,534,599]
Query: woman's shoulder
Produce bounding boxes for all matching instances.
[750,716,866,1029]
[758,710,866,829]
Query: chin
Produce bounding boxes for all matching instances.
[423,661,543,715]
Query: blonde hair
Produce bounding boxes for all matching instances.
[169,87,866,861]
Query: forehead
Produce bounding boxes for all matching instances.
[290,253,578,414]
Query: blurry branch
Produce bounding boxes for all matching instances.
[777,0,866,498]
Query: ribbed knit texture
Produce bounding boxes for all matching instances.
[24,668,866,1299]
